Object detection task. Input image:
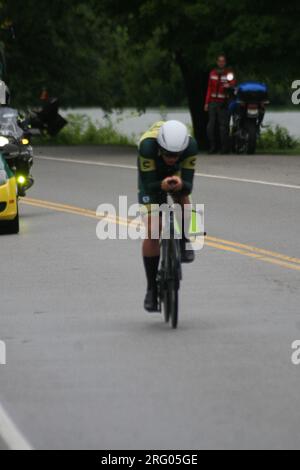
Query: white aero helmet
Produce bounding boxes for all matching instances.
[157,120,190,154]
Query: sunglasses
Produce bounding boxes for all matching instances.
[161,150,181,159]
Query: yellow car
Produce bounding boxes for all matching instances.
[0,154,19,234]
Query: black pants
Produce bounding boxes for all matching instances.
[207,102,230,152]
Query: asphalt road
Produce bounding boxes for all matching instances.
[0,146,300,450]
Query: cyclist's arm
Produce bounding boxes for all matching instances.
[139,138,163,193]
[180,140,198,194]
[139,154,162,193]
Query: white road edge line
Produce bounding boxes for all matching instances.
[36,156,300,190]
[0,403,33,450]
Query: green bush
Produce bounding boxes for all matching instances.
[34,114,135,146]
[258,125,300,151]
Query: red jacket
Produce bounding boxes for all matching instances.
[205,68,237,106]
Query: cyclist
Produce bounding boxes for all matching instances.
[138,120,199,312]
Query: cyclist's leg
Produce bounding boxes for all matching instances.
[172,193,195,263]
[172,193,192,238]
[142,205,160,282]
[139,191,165,311]
[142,206,161,258]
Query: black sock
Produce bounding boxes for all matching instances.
[143,257,160,291]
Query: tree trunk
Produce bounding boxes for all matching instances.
[176,53,209,150]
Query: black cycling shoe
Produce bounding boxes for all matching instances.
[144,289,158,313]
[181,240,195,264]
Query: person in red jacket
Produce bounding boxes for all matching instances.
[205,55,236,154]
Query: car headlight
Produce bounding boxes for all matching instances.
[0,136,9,148]
[0,169,8,186]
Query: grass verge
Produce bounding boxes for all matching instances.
[258,125,300,154]
[33,114,136,147]
[33,113,300,155]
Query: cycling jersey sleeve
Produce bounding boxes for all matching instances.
[180,139,198,194]
[139,138,161,194]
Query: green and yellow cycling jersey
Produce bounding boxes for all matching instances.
[138,121,199,206]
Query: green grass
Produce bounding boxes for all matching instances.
[258,125,300,154]
[257,148,300,155]
[33,114,136,147]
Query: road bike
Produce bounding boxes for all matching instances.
[156,200,205,329]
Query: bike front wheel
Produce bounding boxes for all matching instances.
[167,280,179,329]
[163,286,171,324]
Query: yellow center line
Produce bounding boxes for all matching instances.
[22,198,130,227]
[207,236,300,265]
[206,241,300,272]
[20,197,300,273]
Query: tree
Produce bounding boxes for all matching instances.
[102,0,300,148]
[1,0,300,145]
[0,0,133,107]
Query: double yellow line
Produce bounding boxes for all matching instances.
[22,197,130,227]
[20,197,300,273]
[206,237,300,272]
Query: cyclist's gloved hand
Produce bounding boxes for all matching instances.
[161,176,183,193]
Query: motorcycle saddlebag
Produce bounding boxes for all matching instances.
[237,82,269,103]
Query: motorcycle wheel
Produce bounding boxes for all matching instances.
[246,120,257,155]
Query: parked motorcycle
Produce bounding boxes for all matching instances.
[0,107,35,197]
[0,99,67,234]
[230,82,269,155]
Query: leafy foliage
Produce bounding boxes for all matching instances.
[0,0,299,143]
[259,125,300,151]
